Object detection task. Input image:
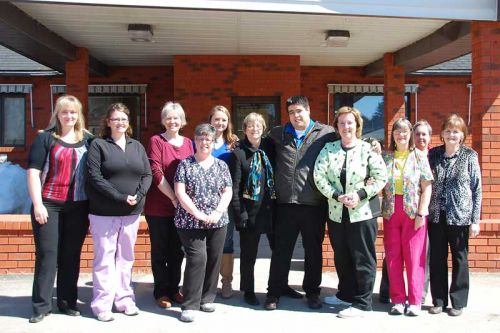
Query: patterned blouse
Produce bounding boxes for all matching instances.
[381,149,433,220]
[428,145,482,226]
[174,156,232,229]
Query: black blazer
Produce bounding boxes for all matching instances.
[228,137,275,232]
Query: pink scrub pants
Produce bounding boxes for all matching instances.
[383,195,427,305]
[89,214,140,315]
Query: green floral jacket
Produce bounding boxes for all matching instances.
[313,140,387,223]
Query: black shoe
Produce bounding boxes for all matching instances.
[264,296,279,310]
[29,312,50,323]
[58,300,81,316]
[282,286,303,299]
[448,307,463,317]
[244,292,260,306]
[59,307,81,317]
[428,306,444,314]
[307,295,322,309]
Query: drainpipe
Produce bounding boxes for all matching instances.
[467,83,472,126]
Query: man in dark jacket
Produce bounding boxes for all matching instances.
[265,95,337,310]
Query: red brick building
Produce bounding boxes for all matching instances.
[0,0,499,273]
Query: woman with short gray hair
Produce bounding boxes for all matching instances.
[174,123,233,322]
[144,101,193,309]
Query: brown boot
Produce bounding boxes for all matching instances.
[220,253,234,299]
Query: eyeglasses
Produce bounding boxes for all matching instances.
[109,118,129,123]
[195,137,213,143]
[394,130,410,136]
[246,124,263,129]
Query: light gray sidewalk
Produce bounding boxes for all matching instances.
[1,265,500,333]
[1,234,499,333]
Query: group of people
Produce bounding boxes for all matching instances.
[26,94,481,324]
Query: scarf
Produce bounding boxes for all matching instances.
[243,149,276,201]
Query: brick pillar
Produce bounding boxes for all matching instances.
[471,21,500,220]
[65,48,89,120]
[383,53,405,147]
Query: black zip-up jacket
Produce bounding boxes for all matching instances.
[87,136,152,216]
[268,121,338,206]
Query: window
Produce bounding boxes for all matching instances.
[333,93,410,142]
[88,95,141,139]
[232,96,281,138]
[50,84,147,141]
[0,95,25,146]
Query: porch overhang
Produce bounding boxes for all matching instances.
[19,0,499,21]
[364,21,471,76]
[0,2,108,76]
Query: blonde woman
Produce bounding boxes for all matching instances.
[208,105,238,298]
[27,95,92,323]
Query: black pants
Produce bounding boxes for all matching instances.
[328,218,378,311]
[146,215,184,299]
[239,229,273,292]
[177,226,227,310]
[267,204,326,297]
[379,234,430,302]
[428,212,470,309]
[31,200,89,315]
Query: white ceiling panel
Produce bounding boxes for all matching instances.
[15,2,449,67]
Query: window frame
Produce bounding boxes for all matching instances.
[231,96,281,138]
[88,94,142,140]
[332,92,412,142]
[0,93,26,147]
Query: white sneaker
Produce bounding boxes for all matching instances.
[389,303,405,315]
[124,305,139,316]
[324,295,352,306]
[338,306,365,318]
[96,311,114,322]
[200,303,216,312]
[407,304,421,317]
[180,310,196,322]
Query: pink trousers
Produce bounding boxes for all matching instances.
[89,214,140,315]
[383,195,427,305]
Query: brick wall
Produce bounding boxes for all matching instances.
[322,219,500,272]
[0,66,173,167]
[90,66,174,144]
[384,53,406,146]
[471,21,500,220]
[408,76,471,146]
[1,51,500,273]
[0,75,64,166]
[173,55,301,134]
[0,215,151,274]
[1,215,499,274]
[301,66,384,124]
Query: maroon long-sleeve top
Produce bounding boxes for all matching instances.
[144,133,194,217]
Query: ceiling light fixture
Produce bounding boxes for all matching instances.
[128,24,154,42]
[325,30,350,47]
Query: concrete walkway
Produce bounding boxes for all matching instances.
[1,235,499,333]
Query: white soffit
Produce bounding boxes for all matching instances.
[15,3,450,67]
[19,0,498,21]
